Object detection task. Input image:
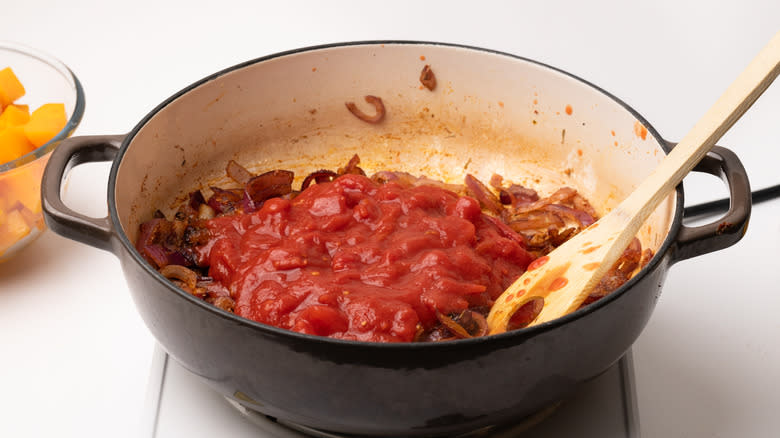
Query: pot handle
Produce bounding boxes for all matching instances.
[42,134,124,253]
[669,145,751,264]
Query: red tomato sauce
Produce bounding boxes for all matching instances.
[196,174,534,342]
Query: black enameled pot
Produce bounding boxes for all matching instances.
[41,42,750,437]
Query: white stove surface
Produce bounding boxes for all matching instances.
[146,346,639,438]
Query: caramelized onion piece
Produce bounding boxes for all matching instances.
[301,170,339,190]
[209,296,235,312]
[434,309,489,339]
[339,154,366,176]
[484,215,526,247]
[345,95,385,124]
[571,193,599,221]
[135,218,187,268]
[454,310,488,337]
[419,65,436,91]
[370,171,401,185]
[464,174,503,215]
[640,248,655,268]
[226,160,254,185]
[198,203,216,220]
[544,204,595,228]
[207,187,244,215]
[435,311,472,339]
[583,238,644,306]
[175,190,207,220]
[420,326,456,342]
[244,170,294,206]
[160,264,199,292]
[511,187,579,215]
[499,184,540,207]
[139,242,172,269]
[507,210,565,232]
[521,227,579,259]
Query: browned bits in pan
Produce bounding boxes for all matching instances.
[345,95,385,124]
[420,64,436,91]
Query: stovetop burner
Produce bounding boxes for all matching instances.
[147,345,639,437]
[227,397,561,438]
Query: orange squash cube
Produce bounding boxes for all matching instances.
[0,126,36,164]
[0,208,31,254]
[0,162,44,213]
[16,202,44,230]
[23,103,66,147]
[0,104,31,129]
[0,67,26,109]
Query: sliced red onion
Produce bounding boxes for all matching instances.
[301,170,339,190]
[544,204,595,228]
[207,187,244,215]
[160,264,198,291]
[464,174,503,215]
[484,215,527,247]
[244,170,294,205]
[435,311,472,339]
[507,210,565,232]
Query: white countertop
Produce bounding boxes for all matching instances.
[2,2,779,437]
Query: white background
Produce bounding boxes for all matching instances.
[1,1,779,437]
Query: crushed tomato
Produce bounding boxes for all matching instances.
[196,174,534,342]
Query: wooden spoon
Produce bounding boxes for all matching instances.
[487,31,780,335]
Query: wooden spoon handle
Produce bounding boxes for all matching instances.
[617,31,780,223]
[488,31,780,334]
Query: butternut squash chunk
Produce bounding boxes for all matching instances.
[0,126,36,164]
[0,67,26,110]
[0,104,30,129]
[0,209,31,253]
[23,103,66,147]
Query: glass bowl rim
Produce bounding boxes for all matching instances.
[0,40,85,173]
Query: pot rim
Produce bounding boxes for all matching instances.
[107,40,684,349]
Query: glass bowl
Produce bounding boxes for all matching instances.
[0,41,84,262]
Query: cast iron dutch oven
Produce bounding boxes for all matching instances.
[41,42,750,437]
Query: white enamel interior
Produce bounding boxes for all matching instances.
[115,43,676,254]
